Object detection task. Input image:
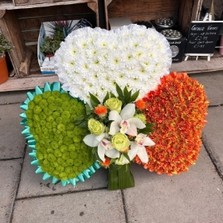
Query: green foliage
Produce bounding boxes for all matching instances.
[115,83,139,106]
[89,93,101,108]
[40,20,77,56]
[48,20,77,40]
[40,36,61,56]
[138,123,154,135]
[0,33,11,56]
[26,91,94,181]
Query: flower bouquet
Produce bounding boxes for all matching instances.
[78,84,155,189]
[21,25,208,190]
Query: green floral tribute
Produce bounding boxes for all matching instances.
[20,82,100,186]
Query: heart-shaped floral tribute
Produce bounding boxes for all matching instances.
[21,25,208,189]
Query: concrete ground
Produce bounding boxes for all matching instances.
[0,71,223,223]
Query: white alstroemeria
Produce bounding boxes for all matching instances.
[83,133,120,162]
[109,103,146,136]
[128,133,155,163]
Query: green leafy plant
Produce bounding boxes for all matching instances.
[40,36,61,56]
[0,33,11,57]
[48,21,77,41]
[40,21,77,57]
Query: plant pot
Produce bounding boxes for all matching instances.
[0,54,9,84]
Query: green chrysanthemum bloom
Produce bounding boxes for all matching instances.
[25,90,95,181]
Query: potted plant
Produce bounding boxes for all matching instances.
[40,36,61,58]
[0,33,11,84]
[40,20,75,58]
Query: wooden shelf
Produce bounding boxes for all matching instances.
[0,0,97,10]
[0,74,58,92]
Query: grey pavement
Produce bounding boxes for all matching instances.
[0,71,223,223]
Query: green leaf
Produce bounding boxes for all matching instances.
[92,147,101,162]
[138,123,154,134]
[115,83,124,100]
[108,164,135,190]
[73,116,85,126]
[123,86,131,104]
[89,93,101,107]
[122,153,131,163]
[85,104,92,115]
[102,92,110,104]
[110,92,116,98]
[131,90,140,102]
[123,86,129,97]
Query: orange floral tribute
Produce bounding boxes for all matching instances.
[135,72,209,175]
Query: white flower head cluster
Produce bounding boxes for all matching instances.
[55,24,172,104]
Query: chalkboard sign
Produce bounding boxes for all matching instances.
[185,21,223,54]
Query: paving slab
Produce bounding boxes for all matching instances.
[0,159,22,223]
[124,148,223,223]
[0,104,25,159]
[0,91,28,105]
[17,149,107,198]
[203,106,223,177]
[13,189,125,223]
[191,71,223,106]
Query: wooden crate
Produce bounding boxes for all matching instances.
[13,0,88,6]
[0,0,207,81]
[106,0,202,33]
[13,0,54,5]
[0,0,99,77]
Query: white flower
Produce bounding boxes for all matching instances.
[128,133,155,163]
[109,103,145,136]
[83,133,120,162]
[55,25,172,104]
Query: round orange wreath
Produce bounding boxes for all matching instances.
[135,72,209,175]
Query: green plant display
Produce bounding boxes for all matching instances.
[40,20,77,56]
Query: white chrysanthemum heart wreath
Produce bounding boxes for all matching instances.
[55,24,172,103]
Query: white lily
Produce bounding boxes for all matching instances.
[128,133,155,163]
[83,133,120,162]
[109,103,146,136]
